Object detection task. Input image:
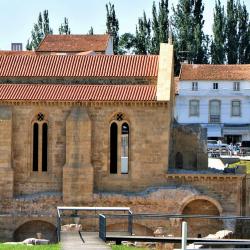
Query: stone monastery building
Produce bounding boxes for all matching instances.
[0,35,246,242]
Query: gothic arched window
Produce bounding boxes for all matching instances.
[109,113,130,174]
[32,113,48,172]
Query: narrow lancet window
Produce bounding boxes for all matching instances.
[121,123,129,174]
[33,123,39,171]
[110,122,118,174]
[42,123,48,172]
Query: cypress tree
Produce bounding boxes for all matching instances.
[151,1,160,54]
[106,2,119,54]
[151,0,169,54]
[88,27,94,35]
[59,18,71,35]
[193,0,207,63]
[211,0,226,64]
[172,0,207,65]
[27,10,53,50]
[172,0,195,63]
[238,2,250,63]
[134,11,151,54]
[226,0,238,64]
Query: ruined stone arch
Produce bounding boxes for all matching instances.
[180,195,223,237]
[13,219,57,243]
[179,195,223,215]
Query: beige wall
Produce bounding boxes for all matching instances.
[2,102,169,197]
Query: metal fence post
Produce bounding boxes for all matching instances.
[128,210,133,235]
[99,214,106,241]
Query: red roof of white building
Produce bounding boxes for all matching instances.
[180,64,250,81]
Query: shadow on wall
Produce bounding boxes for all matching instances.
[13,220,57,243]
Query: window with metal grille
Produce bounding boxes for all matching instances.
[189,100,200,116]
[231,100,241,116]
[209,100,221,123]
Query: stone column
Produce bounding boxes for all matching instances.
[63,108,94,204]
[0,107,14,199]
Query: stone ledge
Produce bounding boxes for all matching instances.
[166,173,245,181]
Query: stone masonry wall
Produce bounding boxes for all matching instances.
[5,102,169,197]
[169,123,208,170]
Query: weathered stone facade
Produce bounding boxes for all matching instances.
[169,123,208,170]
[0,43,246,241]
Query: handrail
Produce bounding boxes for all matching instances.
[56,206,131,242]
[97,213,250,220]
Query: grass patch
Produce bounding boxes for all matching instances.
[0,244,59,250]
[112,245,149,250]
[228,160,250,174]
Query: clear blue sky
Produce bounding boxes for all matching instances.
[0,0,249,50]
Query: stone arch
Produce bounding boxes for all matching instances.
[180,195,223,237]
[13,220,57,243]
[107,223,153,236]
[180,195,223,215]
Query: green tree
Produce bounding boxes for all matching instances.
[238,2,250,63]
[27,10,53,50]
[134,11,151,54]
[151,0,169,54]
[193,0,208,63]
[226,0,238,64]
[118,33,136,54]
[106,2,119,54]
[88,26,94,35]
[172,0,207,65]
[211,0,226,64]
[59,17,71,35]
[172,0,195,63]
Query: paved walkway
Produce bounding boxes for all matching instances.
[61,231,111,250]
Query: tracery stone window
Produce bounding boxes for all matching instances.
[32,113,48,172]
[110,113,129,174]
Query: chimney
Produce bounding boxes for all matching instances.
[11,43,23,51]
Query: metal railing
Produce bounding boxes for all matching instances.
[56,206,131,242]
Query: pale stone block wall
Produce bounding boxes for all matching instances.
[0,107,13,198]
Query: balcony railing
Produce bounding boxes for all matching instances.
[209,115,220,123]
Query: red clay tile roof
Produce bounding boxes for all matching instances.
[180,64,250,81]
[0,51,35,56]
[36,34,110,52]
[0,55,158,77]
[0,84,156,101]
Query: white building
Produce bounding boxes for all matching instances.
[175,64,250,143]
